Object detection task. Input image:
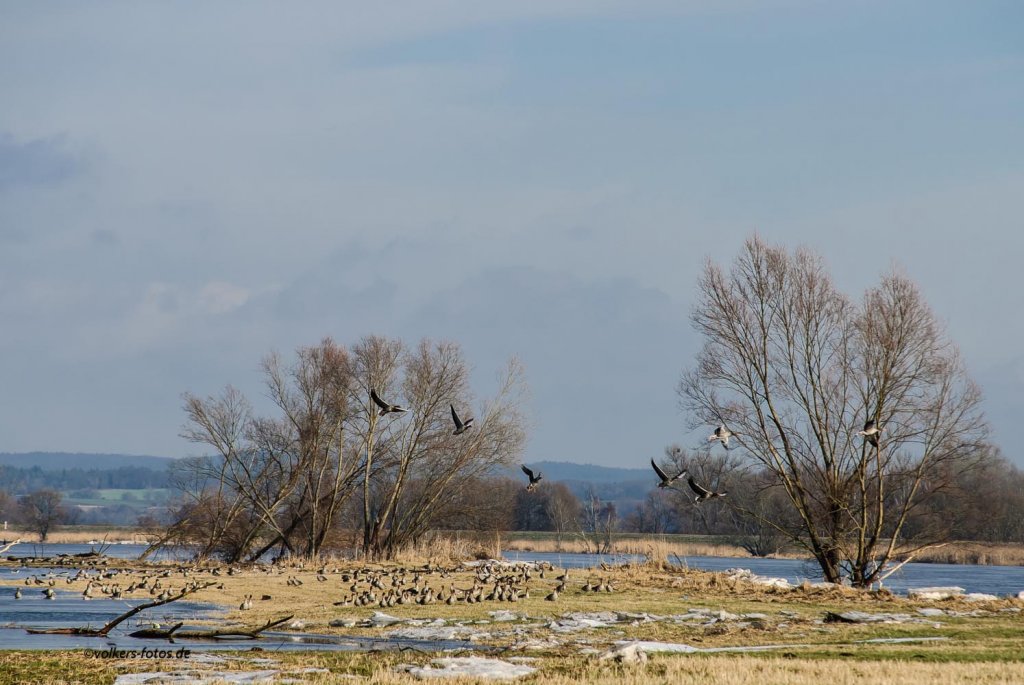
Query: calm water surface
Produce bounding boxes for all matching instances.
[500,550,1024,596]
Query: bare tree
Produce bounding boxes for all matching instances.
[543,482,581,547]
[680,236,987,586]
[576,485,618,554]
[167,335,527,562]
[19,489,67,542]
[353,340,528,558]
[623,488,676,534]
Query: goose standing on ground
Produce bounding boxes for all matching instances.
[857,419,881,448]
[651,459,685,488]
[708,424,734,450]
[370,389,410,416]
[521,465,543,491]
[688,475,727,503]
[450,404,474,436]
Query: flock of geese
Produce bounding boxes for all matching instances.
[370,388,474,436]
[8,561,614,607]
[643,419,883,503]
[372,387,883,502]
[11,566,219,602]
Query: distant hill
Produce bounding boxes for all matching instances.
[514,461,654,514]
[0,452,176,472]
[517,460,650,484]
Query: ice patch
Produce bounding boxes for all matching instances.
[726,568,793,589]
[366,612,405,627]
[114,671,279,685]
[385,625,483,641]
[916,608,946,617]
[907,586,964,600]
[401,656,536,680]
[823,611,934,624]
[857,637,950,644]
[963,593,999,602]
[488,610,524,622]
[608,640,807,655]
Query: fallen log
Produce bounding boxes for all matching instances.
[0,539,22,555]
[128,622,185,639]
[129,615,294,641]
[26,582,217,637]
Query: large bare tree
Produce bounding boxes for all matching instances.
[169,336,527,562]
[352,338,528,558]
[679,236,988,586]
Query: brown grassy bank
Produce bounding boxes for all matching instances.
[0,527,153,545]
[909,542,1024,566]
[6,527,1024,567]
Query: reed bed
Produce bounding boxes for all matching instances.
[909,542,1024,567]
[502,535,755,560]
[0,527,152,545]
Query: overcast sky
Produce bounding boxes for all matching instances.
[1,1,1022,467]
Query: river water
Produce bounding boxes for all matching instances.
[500,550,1024,596]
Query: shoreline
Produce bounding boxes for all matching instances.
[3,528,1024,567]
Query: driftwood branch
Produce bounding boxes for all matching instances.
[0,539,22,555]
[27,582,216,637]
[129,614,294,641]
[128,622,184,639]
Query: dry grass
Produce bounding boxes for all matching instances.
[502,535,755,560]
[0,528,152,545]
[3,649,1024,685]
[911,542,1024,567]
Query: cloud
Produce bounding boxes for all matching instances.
[404,266,695,466]
[0,133,82,190]
[198,281,251,314]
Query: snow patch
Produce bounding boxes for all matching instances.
[907,586,965,600]
[401,657,536,680]
[114,671,279,685]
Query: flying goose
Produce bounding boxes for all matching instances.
[857,419,881,448]
[370,388,410,416]
[450,404,474,435]
[521,465,543,491]
[688,475,727,503]
[651,458,685,488]
[708,424,734,450]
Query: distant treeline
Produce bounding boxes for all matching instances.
[0,465,169,494]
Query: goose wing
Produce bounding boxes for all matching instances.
[687,476,711,498]
[370,389,390,411]
[521,465,536,480]
[651,459,670,483]
[450,404,464,430]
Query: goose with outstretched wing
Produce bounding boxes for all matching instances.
[688,475,727,503]
[450,403,475,435]
[521,465,543,491]
[651,459,685,488]
[370,388,410,416]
